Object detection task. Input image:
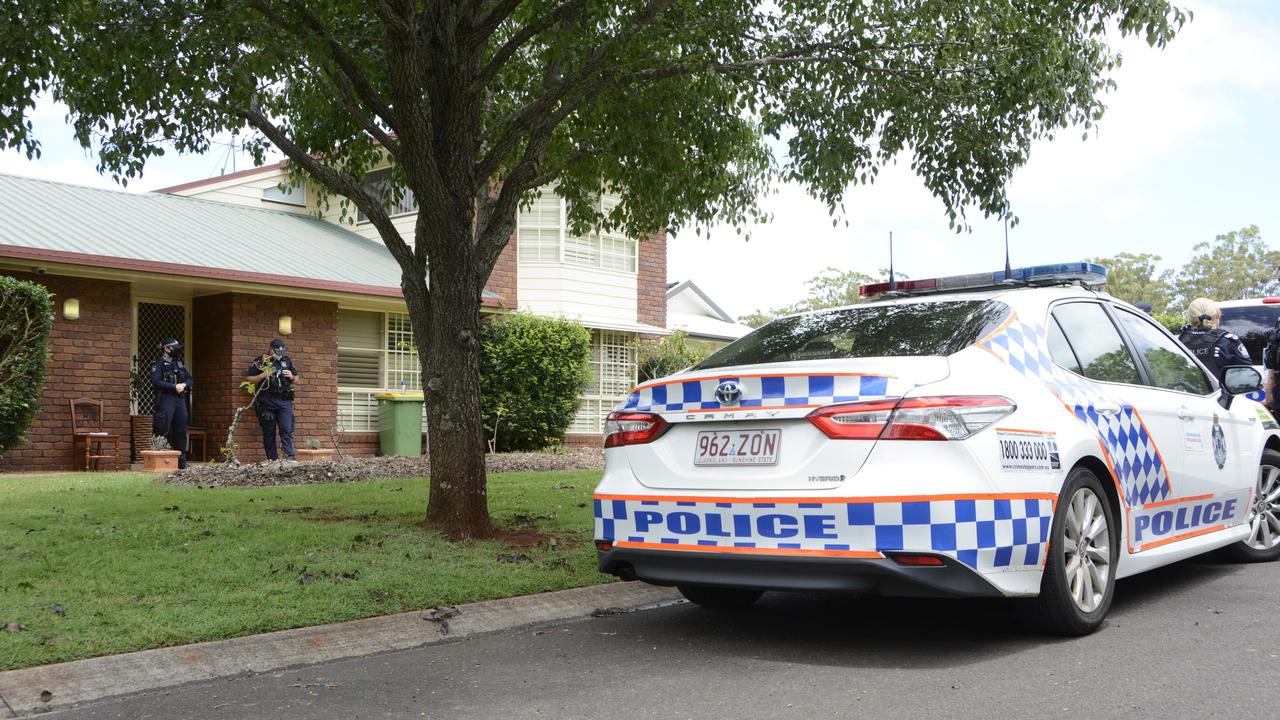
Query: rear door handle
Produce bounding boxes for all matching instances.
[1094,401,1122,417]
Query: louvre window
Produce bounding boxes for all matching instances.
[337,310,424,431]
[517,190,637,272]
[571,330,637,434]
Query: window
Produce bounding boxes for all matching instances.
[337,310,422,431]
[1114,309,1214,395]
[695,300,1011,370]
[1046,317,1083,375]
[517,191,562,262]
[1049,303,1141,385]
[1218,305,1280,364]
[262,182,306,207]
[517,190,638,272]
[571,330,638,434]
[356,169,416,222]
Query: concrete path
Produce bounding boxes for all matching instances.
[0,582,679,717]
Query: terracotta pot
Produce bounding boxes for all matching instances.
[140,450,181,472]
[296,448,336,463]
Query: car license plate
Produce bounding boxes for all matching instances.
[694,429,781,466]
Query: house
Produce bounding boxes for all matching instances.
[0,168,666,472]
[666,279,753,347]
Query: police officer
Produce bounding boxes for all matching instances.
[245,339,300,462]
[150,338,192,469]
[1179,297,1251,384]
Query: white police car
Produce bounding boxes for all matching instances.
[594,263,1280,635]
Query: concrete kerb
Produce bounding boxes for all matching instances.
[0,582,681,717]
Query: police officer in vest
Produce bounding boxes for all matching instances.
[246,339,300,462]
[150,338,192,469]
[1179,297,1251,384]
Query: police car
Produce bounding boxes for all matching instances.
[594,263,1280,635]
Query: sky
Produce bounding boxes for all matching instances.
[2,0,1278,321]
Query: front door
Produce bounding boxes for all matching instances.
[133,301,189,415]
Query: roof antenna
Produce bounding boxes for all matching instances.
[888,231,896,292]
[1003,216,1012,280]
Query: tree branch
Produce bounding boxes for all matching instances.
[249,0,399,132]
[477,0,589,84]
[475,0,677,183]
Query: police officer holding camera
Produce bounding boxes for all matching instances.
[150,338,192,469]
[245,339,300,461]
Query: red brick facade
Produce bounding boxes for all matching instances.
[191,293,339,463]
[486,235,518,308]
[0,273,133,472]
[637,230,667,328]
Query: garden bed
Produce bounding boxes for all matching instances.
[158,447,604,487]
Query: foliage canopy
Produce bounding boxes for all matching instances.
[0,275,53,457]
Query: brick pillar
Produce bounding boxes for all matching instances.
[0,273,132,472]
[637,229,667,328]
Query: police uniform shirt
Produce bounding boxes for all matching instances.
[247,355,301,393]
[149,357,192,394]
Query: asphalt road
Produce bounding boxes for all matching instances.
[51,555,1278,720]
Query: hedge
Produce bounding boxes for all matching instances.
[0,276,54,456]
[481,313,591,451]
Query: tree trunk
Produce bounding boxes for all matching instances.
[412,214,494,539]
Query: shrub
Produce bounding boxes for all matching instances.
[1154,312,1186,335]
[0,276,53,457]
[637,330,716,381]
[481,313,591,452]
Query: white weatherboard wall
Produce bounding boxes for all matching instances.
[518,263,638,327]
[168,167,311,213]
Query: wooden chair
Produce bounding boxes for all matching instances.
[70,399,121,471]
[187,426,208,463]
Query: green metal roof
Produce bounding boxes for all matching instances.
[0,173,450,299]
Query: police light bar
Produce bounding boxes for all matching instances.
[858,262,1107,298]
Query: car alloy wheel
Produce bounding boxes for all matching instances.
[1245,461,1280,551]
[1062,486,1112,613]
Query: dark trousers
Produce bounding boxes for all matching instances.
[258,396,296,460]
[153,394,189,467]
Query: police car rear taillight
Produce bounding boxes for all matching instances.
[604,412,669,448]
[595,540,614,552]
[808,396,1016,441]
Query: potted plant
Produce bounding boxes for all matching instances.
[140,435,181,472]
[296,438,335,463]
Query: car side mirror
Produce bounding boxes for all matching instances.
[1219,366,1263,410]
[1223,366,1262,395]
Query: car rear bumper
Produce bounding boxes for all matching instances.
[597,547,1004,598]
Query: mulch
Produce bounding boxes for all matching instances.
[156,447,604,487]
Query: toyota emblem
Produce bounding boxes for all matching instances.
[715,380,743,406]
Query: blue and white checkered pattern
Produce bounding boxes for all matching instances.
[979,317,1171,505]
[621,374,900,413]
[595,496,1053,571]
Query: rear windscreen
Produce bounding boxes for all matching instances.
[1218,305,1280,363]
[694,300,1012,370]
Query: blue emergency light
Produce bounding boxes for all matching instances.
[858,262,1108,298]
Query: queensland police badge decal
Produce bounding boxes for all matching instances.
[1211,414,1227,470]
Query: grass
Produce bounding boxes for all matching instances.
[0,470,609,671]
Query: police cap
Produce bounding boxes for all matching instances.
[161,338,183,351]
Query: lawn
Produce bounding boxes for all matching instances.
[0,470,609,671]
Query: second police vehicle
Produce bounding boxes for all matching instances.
[593,263,1280,635]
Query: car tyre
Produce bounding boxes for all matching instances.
[677,585,763,610]
[1222,449,1280,563]
[1034,467,1118,636]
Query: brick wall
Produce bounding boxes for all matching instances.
[191,293,338,463]
[486,234,518,308]
[637,229,667,328]
[0,272,132,472]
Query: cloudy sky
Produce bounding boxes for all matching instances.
[3,0,1277,321]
